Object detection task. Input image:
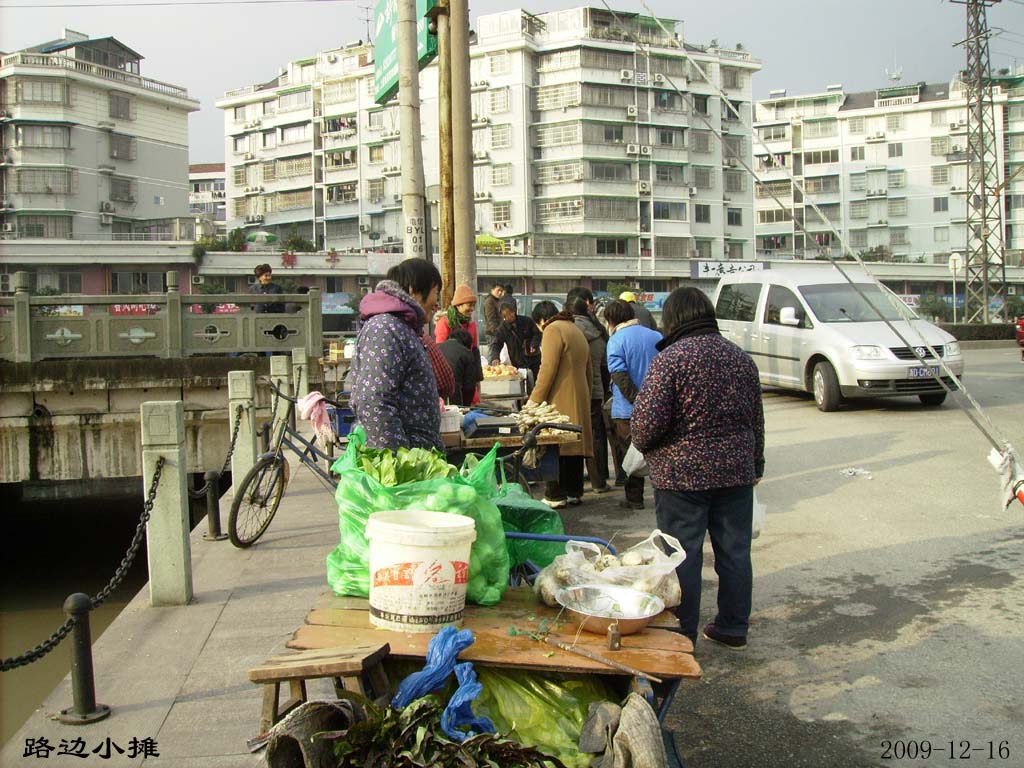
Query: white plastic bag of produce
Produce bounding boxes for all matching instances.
[622,443,648,478]
[752,489,766,539]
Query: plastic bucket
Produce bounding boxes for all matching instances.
[366,510,477,633]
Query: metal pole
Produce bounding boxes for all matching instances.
[398,0,428,261]
[450,0,476,290]
[436,0,456,307]
[58,593,110,724]
[202,470,227,541]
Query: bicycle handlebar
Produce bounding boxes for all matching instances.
[516,421,582,455]
[261,376,346,410]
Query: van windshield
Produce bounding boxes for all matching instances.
[798,283,911,323]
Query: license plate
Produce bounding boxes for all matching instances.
[908,366,940,378]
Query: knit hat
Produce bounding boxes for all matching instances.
[254,263,273,278]
[619,290,637,303]
[451,284,477,307]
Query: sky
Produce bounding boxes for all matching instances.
[2,0,1023,163]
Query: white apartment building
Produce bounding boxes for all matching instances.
[752,76,1024,270]
[189,162,227,238]
[216,7,761,291]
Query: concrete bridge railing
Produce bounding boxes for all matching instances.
[0,271,322,363]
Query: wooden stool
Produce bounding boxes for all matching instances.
[248,642,390,735]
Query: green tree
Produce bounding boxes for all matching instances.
[227,228,247,252]
[859,246,892,263]
[1003,294,1024,319]
[605,281,635,300]
[917,293,953,323]
[283,226,315,253]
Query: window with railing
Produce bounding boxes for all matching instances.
[721,67,742,90]
[654,201,687,221]
[108,91,135,120]
[16,167,77,194]
[689,130,712,153]
[16,124,70,148]
[536,160,581,183]
[803,149,838,165]
[656,236,690,258]
[655,164,686,184]
[1008,135,1024,152]
[886,198,907,217]
[886,113,903,132]
[327,182,357,204]
[847,116,865,134]
[804,120,837,139]
[110,176,135,202]
[277,156,312,178]
[110,133,136,160]
[590,162,630,181]
[756,180,791,198]
[534,122,580,147]
[327,218,359,238]
[581,48,633,70]
[31,270,82,293]
[492,201,511,224]
[695,240,712,258]
[490,87,510,113]
[323,79,357,103]
[659,128,684,147]
[490,124,512,149]
[535,82,580,110]
[537,49,580,71]
[931,109,947,127]
[596,238,628,255]
[233,166,248,186]
[759,125,787,142]
[278,89,311,112]
[16,215,73,238]
[14,78,70,104]
[582,84,633,108]
[281,123,311,144]
[850,200,868,219]
[365,178,384,202]
[585,197,635,219]
[849,172,866,192]
[934,226,949,242]
[368,110,385,130]
[931,165,950,185]
[693,167,714,189]
[757,208,791,224]
[231,198,247,218]
[724,171,746,193]
[278,188,313,209]
[114,271,164,294]
[931,136,949,156]
[491,164,512,185]
[649,55,687,77]
[533,236,582,258]
[723,135,743,157]
[804,175,839,193]
[849,229,867,247]
[887,170,906,188]
[891,227,909,246]
[488,51,511,75]
[323,116,357,134]
[692,94,709,115]
[850,146,865,161]
[536,199,583,222]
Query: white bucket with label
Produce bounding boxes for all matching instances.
[366,510,477,633]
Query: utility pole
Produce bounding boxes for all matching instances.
[449,0,476,290]
[430,0,456,307]
[397,0,428,261]
[952,0,1006,323]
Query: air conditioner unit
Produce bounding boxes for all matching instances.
[100,201,114,212]
[393,193,402,202]
[952,145,963,153]
[357,276,371,286]
[688,186,698,196]
[653,73,665,84]
[100,212,113,225]
[950,122,958,131]
[626,144,640,155]
[473,150,488,160]
[640,145,652,156]
[253,214,264,222]
[725,158,737,167]
[191,275,205,285]
[620,69,634,81]
[1006,285,1016,295]
[359,223,370,232]
[2,223,14,233]
[626,105,638,118]
[874,132,885,139]
[494,222,507,230]
[637,181,651,194]
[327,53,338,63]
[244,152,254,160]
[480,117,490,124]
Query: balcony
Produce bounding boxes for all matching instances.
[945,150,968,164]
[0,52,192,102]
[867,219,888,228]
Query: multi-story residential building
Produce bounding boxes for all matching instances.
[752,76,1024,272]
[0,29,199,294]
[189,163,227,238]
[215,7,761,293]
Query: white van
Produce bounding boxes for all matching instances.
[712,268,964,411]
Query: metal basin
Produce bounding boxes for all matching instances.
[555,584,665,636]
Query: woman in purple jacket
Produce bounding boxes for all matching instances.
[630,287,764,649]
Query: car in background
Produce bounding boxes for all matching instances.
[713,268,964,411]
[1016,316,1024,358]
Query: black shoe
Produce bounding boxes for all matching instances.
[702,624,747,649]
[618,499,645,510]
[614,478,626,487]
[591,484,611,494]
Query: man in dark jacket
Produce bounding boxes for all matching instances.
[488,298,542,378]
[250,263,285,313]
[439,328,483,406]
[482,283,505,338]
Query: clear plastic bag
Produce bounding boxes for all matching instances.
[752,488,767,539]
[533,530,685,609]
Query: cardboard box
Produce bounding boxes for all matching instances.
[441,430,463,448]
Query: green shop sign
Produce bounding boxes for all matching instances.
[374,0,438,105]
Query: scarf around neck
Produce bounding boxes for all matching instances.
[656,317,720,351]
[446,305,470,330]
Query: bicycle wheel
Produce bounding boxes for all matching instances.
[228,456,286,548]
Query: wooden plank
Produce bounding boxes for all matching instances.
[461,432,582,451]
[288,624,700,679]
[248,642,390,682]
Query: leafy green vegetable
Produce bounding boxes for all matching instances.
[352,444,457,487]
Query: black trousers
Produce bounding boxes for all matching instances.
[585,398,609,490]
[545,455,584,501]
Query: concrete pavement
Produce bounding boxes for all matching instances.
[4,344,1022,767]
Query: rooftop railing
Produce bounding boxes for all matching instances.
[1,52,191,100]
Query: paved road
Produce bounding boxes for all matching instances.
[568,346,1024,768]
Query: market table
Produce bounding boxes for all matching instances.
[286,586,700,720]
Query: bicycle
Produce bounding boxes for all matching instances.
[228,377,344,548]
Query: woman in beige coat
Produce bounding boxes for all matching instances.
[529,301,594,508]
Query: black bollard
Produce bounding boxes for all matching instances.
[203,470,228,541]
[58,593,111,724]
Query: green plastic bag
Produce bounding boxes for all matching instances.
[325,428,510,605]
[472,668,618,768]
[496,484,567,569]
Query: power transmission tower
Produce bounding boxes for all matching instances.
[952,0,1006,323]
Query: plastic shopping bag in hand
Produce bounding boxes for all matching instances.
[752,488,767,539]
[622,443,648,477]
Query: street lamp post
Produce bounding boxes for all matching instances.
[949,252,964,324]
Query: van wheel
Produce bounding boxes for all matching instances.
[812,362,842,412]
[919,392,946,406]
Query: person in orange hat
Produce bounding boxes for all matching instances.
[435,284,483,403]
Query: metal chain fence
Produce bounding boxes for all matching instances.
[0,456,166,672]
[188,404,244,501]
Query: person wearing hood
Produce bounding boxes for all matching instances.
[567,290,611,494]
[349,258,447,451]
[619,290,658,331]
[435,284,483,404]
